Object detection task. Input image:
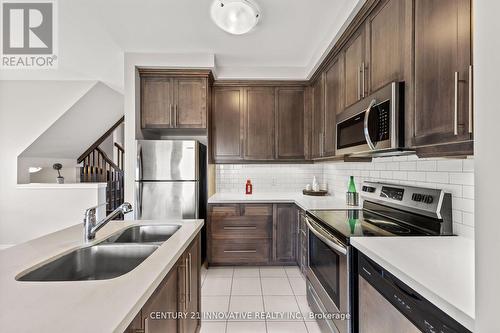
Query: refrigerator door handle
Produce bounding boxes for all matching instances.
[135,182,143,219]
[136,142,143,181]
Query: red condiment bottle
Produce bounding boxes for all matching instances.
[245,179,253,195]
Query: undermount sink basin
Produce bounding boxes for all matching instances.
[103,225,180,244]
[16,244,158,281]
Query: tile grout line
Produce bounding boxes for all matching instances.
[259,267,269,333]
[225,267,235,333]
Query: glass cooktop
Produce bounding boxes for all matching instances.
[307,209,432,242]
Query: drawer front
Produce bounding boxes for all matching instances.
[210,204,240,217]
[211,216,272,239]
[241,204,273,216]
[211,239,270,264]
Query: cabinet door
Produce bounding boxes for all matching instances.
[276,88,305,160]
[273,204,297,263]
[324,55,344,156]
[174,78,207,129]
[413,0,472,146]
[179,236,201,333]
[212,88,243,161]
[244,87,275,160]
[344,29,365,107]
[311,77,325,158]
[141,265,178,333]
[366,0,410,93]
[141,77,174,129]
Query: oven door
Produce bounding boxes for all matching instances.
[336,81,400,155]
[306,217,350,333]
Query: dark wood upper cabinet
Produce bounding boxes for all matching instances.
[365,0,411,93]
[324,54,344,157]
[212,87,243,161]
[276,88,305,160]
[344,28,366,108]
[311,76,325,158]
[141,77,174,129]
[175,78,207,128]
[273,204,297,264]
[140,70,211,131]
[244,87,276,160]
[413,0,472,149]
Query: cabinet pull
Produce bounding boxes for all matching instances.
[361,62,366,98]
[454,71,459,135]
[144,317,149,333]
[184,258,189,311]
[357,64,361,100]
[319,132,323,156]
[223,226,257,230]
[174,104,178,127]
[188,252,192,303]
[223,250,257,253]
[169,104,173,127]
[468,65,473,134]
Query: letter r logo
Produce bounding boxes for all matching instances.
[2,2,53,54]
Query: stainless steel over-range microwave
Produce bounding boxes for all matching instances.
[336,81,408,157]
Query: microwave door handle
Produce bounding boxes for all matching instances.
[363,99,378,151]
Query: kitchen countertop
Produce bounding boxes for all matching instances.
[351,236,475,331]
[0,219,203,333]
[208,192,361,211]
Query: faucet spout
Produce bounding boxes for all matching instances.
[84,202,133,241]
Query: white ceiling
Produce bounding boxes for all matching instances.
[87,0,364,80]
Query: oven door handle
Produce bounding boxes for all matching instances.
[363,99,378,151]
[306,217,347,255]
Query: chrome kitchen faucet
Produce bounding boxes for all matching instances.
[83,202,133,241]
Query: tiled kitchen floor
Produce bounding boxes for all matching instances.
[200,265,322,333]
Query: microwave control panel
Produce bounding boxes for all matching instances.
[375,100,390,141]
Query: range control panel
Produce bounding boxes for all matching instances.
[411,193,434,204]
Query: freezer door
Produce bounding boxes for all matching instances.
[135,181,198,220]
[137,140,198,181]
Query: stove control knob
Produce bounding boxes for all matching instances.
[362,186,376,193]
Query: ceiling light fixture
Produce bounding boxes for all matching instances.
[210,0,260,35]
[28,167,42,173]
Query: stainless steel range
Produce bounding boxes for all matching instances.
[305,181,453,333]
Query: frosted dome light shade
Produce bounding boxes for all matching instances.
[211,0,260,35]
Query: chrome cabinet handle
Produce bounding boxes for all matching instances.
[175,104,178,127]
[319,132,324,156]
[144,317,149,333]
[357,64,361,100]
[361,62,366,98]
[223,250,257,253]
[169,104,173,127]
[363,99,378,151]
[468,65,473,134]
[305,217,347,255]
[184,258,189,311]
[223,226,257,230]
[454,72,459,135]
[188,252,192,303]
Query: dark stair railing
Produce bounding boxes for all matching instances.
[77,117,124,215]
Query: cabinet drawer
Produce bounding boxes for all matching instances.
[211,239,270,265]
[210,204,240,217]
[211,216,272,239]
[241,204,273,216]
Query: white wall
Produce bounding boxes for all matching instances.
[474,1,500,332]
[216,156,475,239]
[0,81,106,246]
[123,53,215,216]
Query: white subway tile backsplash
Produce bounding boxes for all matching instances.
[216,156,475,238]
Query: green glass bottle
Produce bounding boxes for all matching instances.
[348,176,357,193]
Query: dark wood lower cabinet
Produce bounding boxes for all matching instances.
[208,203,298,265]
[296,209,308,274]
[124,234,201,333]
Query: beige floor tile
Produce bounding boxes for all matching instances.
[200,321,227,333]
[289,277,307,296]
[234,267,260,277]
[229,295,264,313]
[284,266,303,278]
[261,277,294,296]
[295,296,315,321]
[202,277,232,296]
[259,266,287,277]
[226,321,266,333]
[206,266,234,278]
[202,296,230,312]
[231,277,262,296]
[263,295,301,321]
[304,320,323,333]
[267,321,308,333]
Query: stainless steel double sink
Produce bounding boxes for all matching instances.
[16,224,180,282]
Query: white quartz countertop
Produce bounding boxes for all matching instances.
[0,219,203,333]
[208,192,361,210]
[351,236,475,331]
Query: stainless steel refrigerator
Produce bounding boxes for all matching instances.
[135,140,207,221]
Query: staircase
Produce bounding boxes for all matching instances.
[77,117,124,216]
